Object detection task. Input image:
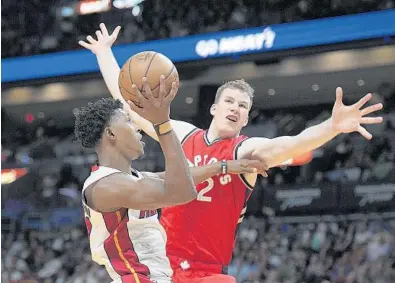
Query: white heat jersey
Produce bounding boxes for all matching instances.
[82,166,172,283]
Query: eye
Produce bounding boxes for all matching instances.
[240,104,248,109]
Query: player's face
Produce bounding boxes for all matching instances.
[210,88,251,138]
[106,110,145,160]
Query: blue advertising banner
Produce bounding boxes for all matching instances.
[262,183,338,215]
[339,183,395,212]
[262,182,395,215]
[2,10,395,82]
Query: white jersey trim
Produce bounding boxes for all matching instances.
[82,166,172,282]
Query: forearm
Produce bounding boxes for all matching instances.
[158,130,196,202]
[156,162,221,185]
[278,151,313,167]
[290,118,339,155]
[255,118,338,167]
[189,163,221,184]
[96,48,123,101]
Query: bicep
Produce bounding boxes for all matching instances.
[95,174,172,210]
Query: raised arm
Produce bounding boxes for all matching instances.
[78,23,197,142]
[238,88,383,168]
[91,78,197,211]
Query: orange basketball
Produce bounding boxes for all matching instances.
[118,51,179,105]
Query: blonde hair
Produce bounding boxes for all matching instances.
[214,79,254,105]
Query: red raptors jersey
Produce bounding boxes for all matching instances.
[160,129,253,266]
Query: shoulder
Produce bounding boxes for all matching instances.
[170,120,200,143]
[235,137,271,160]
[88,172,141,212]
[231,137,263,189]
[92,172,139,197]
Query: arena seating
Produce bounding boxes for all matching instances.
[2,0,393,58]
[2,104,395,282]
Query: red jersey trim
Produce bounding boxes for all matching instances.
[102,211,150,282]
[180,127,199,145]
[85,217,92,236]
[233,137,255,190]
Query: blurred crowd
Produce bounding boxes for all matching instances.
[2,102,395,282]
[231,216,395,283]
[2,0,394,58]
[2,227,112,283]
[2,214,394,283]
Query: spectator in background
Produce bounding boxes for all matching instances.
[56,163,81,190]
[367,233,393,262]
[55,164,81,207]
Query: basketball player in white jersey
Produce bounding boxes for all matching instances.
[74,78,268,283]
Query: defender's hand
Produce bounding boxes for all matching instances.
[78,23,121,54]
[227,159,269,177]
[127,76,178,124]
[331,87,383,140]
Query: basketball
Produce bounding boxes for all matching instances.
[118,51,179,104]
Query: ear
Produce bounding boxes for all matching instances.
[243,116,249,127]
[210,104,216,116]
[105,127,116,140]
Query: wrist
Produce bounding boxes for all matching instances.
[153,120,172,136]
[95,47,113,57]
[327,117,341,136]
[152,117,170,126]
[220,160,228,174]
[211,162,222,175]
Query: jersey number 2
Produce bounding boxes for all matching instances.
[197,178,214,202]
[197,175,232,202]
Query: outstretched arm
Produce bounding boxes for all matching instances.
[79,23,197,142]
[149,159,269,185]
[238,88,383,168]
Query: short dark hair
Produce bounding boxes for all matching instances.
[74,98,123,148]
[214,79,254,105]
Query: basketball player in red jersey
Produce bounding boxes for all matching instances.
[79,24,384,283]
[75,78,268,283]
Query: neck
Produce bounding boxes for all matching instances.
[207,123,240,141]
[207,124,221,142]
[96,147,132,173]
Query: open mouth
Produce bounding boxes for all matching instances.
[226,115,238,122]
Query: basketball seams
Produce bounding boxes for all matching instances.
[150,65,175,93]
[142,52,157,91]
[119,83,134,96]
[119,57,134,94]
[119,84,142,107]
[119,51,178,101]
[127,57,135,90]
